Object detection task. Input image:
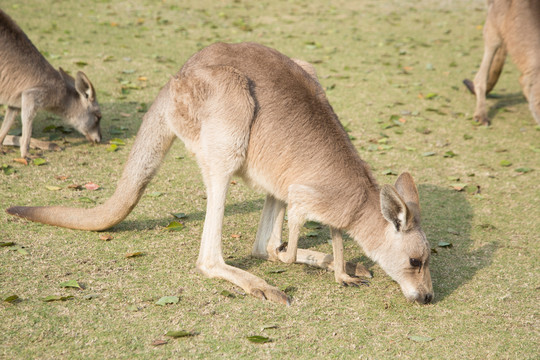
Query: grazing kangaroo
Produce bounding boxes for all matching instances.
[0,9,101,158]
[6,42,433,305]
[463,0,540,125]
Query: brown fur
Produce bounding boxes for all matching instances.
[465,0,540,125]
[0,9,102,158]
[6,43,433,305]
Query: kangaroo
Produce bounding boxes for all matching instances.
[0,9,101,158]
[6,42,433,305]
[463,0,540,125]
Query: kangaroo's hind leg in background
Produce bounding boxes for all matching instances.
[0,106,19,147]
[472,12,503,125]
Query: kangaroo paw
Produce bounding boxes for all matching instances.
[251,287,291,305]
[474,113,491,126]
[345,262,372,278]
[338,273,370,287]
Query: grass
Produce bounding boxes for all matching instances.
[1,0,539,358]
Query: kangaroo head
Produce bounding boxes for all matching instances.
[378,172,433,304]
[58,68,102,143]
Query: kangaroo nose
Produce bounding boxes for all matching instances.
[424,293,433,304]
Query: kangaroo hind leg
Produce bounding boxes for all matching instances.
[0,107,19,147]
[472,10,503,125]
[252,195,286,261]
[183,65,289,305]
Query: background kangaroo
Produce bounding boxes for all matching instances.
[0,9,101,158]
[6,42,433,305]
[463,0,540,125]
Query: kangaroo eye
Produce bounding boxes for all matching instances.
[409,258,422,268]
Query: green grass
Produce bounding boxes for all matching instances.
[1,0,539,358]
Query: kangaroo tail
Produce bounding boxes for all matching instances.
[6,84,176,231]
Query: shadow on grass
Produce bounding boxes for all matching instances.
[418,184,497,302]
[114,198,265,231]
[487,91,526,124]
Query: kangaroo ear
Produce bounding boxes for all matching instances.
[75,71,96,101]
[394,172,419,205]
[380,184,414,232]
[395,172,421,221]
[58,67,74,86]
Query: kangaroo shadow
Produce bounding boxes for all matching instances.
[487,91,527,123]
[417,184,497,302]
[112,198,265,232]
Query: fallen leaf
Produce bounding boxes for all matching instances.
[85,182,100,191]
[231,234,241,238]
[382,169,398,175]
[151,339,168,346]
[13,158,28,165]
[261,325,278,331]
[438,241,453,248]
[166,330,194,338]
[107,144,119,152]
[499,160,512,167]
[220,290,235,298]
[0,241,16,247]
[422,151,436,157]
[79,197,95,204]
[46,185,62,191]
[68,184,83,190]
[443,151,457,158]
[74,61,88,67]
[55,175,69,181]
[268,269,286,274]
[424,93,438,100]
[147,191,163,197]
[110,138,125,146]
[408,335,434,342]
[41,295,74,302]
[447,228,459,235]
[33,158,46,166]
[247,335,271,344]
[450,183,467,191]
[304,221,322,229]
[165,221,184,231]
[138,76,148,82]
[99,234,113,241]
[463,134,473,140]
[8,244,28,255]
[515,167,533,174]
[60,280,82,289]
[156,296,180,306]
[465,185,481,195]
[3,294,21,303]
[125,252,144,258]
[171,212,188,219]
[2,164,16,175]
